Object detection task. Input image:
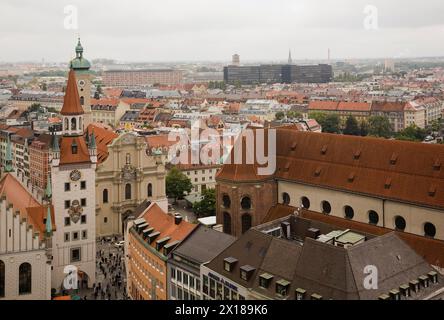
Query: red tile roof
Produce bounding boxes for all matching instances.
[59,136,91,165]
[85,124,118,164]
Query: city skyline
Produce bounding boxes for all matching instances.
[1,0,444,63]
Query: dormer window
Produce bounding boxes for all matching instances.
[390,153,398,165]
[240,265,255,281]
[311,293,323,300]
[223,257,237,272]
[419,275,429,288]
[321,145,328,155]
[259,273,273,289]
[409,280,420,293]
[428,271,438,284]
[295,288,306,300]
[71,140,78,154]
[389,289,400,300]
[276,279,290,296]
[399,284,410,297]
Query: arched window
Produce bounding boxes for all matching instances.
[222,195,231,208]
[301,197,310,209]
[223,212,232,235]
[321,201,331,215]
[80,96,85,105]
[241,214,252,234]
[241,196,251,210]
[282,193,290,205]
[368,210,379,225]
[71,117,77,131]
[344,205,354,220]
[424,222,436,238]
[0,260,5,298]
[125,184,131,200]
[395,216,406,231]
[103,189,109,204]
[64,118,69,131]
[79,117,82,131]
[147,183,153,197]
[19,263,32,295]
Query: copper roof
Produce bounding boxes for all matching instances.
[60,70,84,116]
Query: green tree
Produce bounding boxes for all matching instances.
[96,84,103,95]
[166,167,193,204]
[322,114,341,134]
[343,115,360,136]
[396,124,427,142]
[359,120,369,136]
[192,188,216,218]
[286,111,303,119]
[368,116,392,138]
[275,111,285,120]
[40,83,47,91]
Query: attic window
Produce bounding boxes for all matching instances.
[295,288,306,300]
[310,293,323,300]
[321,145,328,155]
[353,150,361,160]
[348,172,355,182]
[291,142,297,151]
[399,284,410,297]
[428,185,437,197]
[433,159,441,171]
[390,153,398,165]
[223,257,238,272]
[276,279,290,296]
[240,265,256,281]
[259,273,273,289]
[384,177,392,189]
[314,167,322,177]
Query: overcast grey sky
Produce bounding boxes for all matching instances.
[1,0,444,62]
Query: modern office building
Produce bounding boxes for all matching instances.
[223,64,333,84]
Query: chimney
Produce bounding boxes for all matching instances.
[281,221,291,239]
[306,228,321,239]
[174,214,183,225]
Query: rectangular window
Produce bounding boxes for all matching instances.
[184,291,189,300]
[64,217,71,226]
[183,273,189,286]
[81,198,86,207]
[189,276,195,289]
[82,230,87,239]
[72,232,79,241]
[203,276,209,295]
[71,248,81,262]
[177,288,183,300]
[177,270,182,283]
[81,215,86,224]
[65,200,71,209]
[80,181,86,190]
[64,183,70,191]
[196,279,201,291]
[171,267,176,280]
[209,279,216,298]
[171,283,176,299]
[64,232,70,242]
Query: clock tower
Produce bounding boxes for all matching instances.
[50,69,97,292]
[70,38,92,128]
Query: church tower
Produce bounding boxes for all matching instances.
[50,69,97,292]
[70,38,92,128]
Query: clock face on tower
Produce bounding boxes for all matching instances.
[70,170,81,181]
[78,80,86,88]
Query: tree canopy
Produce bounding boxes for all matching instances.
[192,188,216,218]
[166,167,193,203]
[367,116,392,138]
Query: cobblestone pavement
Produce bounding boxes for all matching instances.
[76,236,128,300]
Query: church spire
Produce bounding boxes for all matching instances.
[75,37,84,59]
[45,205,53,237]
